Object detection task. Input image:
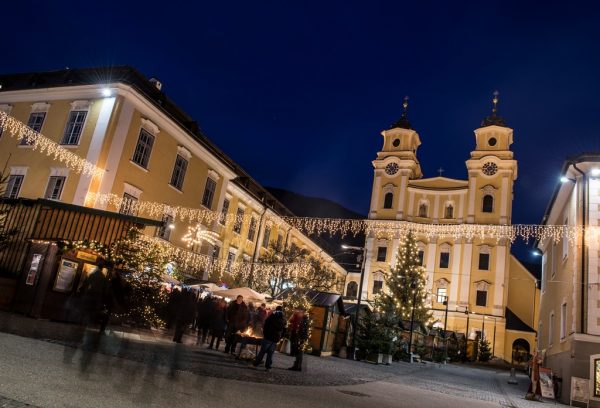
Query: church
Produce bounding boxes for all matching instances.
[346,95,540,362]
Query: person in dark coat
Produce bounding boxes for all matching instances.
[173,289,197,343]
[251,306,286,371]
[253,303,268,337]
[224,295,249,354]
[208,299,227,350]
[196,295,213,345]
[288,308,310,372]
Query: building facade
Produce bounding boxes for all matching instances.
[0,67,346,288]
[537,154,600,406]
[346,100,540,361]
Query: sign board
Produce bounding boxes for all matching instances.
[25,254,43,286]
[539,367,555,399]
[571,377,589,405]
[53,259,79,292]
[76,251,97,263]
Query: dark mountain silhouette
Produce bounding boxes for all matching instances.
[266,187,365,273]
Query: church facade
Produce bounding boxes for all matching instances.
[346,97,540,362]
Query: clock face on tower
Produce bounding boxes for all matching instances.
[385,162,399,176]
[482,162,498,176]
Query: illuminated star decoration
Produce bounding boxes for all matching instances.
[182,223,220,248]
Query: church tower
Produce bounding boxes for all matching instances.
[465,91,518,225]
[369,97,423,220]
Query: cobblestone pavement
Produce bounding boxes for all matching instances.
[0,313,567,407]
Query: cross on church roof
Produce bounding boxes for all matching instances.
[437,167,445,177]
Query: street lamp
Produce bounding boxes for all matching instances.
[342,244,367,360]
[442,295,449,363]
[485,316,497,358]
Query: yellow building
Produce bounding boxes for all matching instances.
[346,97,540,362]
[537,155,600,406]
[0,67,346,288]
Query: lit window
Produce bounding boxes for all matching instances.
[170,155,188,190]
[201,177,217,208]
[131,129,155,168]
[61,111,87,145]
[437,287,447,303]
[4,175,24,198]
[44,176,65,200]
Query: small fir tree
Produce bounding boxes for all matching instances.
[477,338,492,362]
[378,231,432,324]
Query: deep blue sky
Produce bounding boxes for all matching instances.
[4,1,600,259]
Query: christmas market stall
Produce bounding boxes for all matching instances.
[2,198,161,321]
[278,289,347,356]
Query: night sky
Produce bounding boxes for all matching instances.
[4,1,600,259]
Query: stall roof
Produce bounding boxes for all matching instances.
[277,288,346,313]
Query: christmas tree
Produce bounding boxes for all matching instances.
[477,338,492,362]
[378,230,431,324]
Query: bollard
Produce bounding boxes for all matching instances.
[508,367,518,385]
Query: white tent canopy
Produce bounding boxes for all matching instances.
[188,283,223,292]
[212,287,267,303]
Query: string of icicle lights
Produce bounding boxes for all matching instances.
[0,112,104,180]
[86,191,597,244]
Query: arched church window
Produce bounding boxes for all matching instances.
[482,195,494,213]
[418,203,428,218]
[346,281,358,298]
[444,204,454,219]
[383,192,393,209]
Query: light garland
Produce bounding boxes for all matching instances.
[0,112,104,180]
[181,223,220,248]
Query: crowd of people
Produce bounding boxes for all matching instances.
[166,289,310,372]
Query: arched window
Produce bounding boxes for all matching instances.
[418,203,428,218]
[482,195,494,213]
[383,192,393,209]
[346,281,358,298]
[444,204,454,219]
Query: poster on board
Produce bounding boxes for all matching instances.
[53,259,79,292]
[570,377,589,404]
[539,367,555,399]
[25,254,43,285]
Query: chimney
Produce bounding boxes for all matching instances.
[149,77,162,91]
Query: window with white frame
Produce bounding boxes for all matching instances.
[219,198,230,225]
[262,225,271,248]
[4,175,24,198]
[44,176,66,200]
[157,214,174,241]
[131,128,155,168]
[170,154,188,190]
[20,111,46,145]
[439,247,450,268]
[60,110,87,145]
[560,302,567,340]
[437,287,447,303]
[201,177,217,209]
[233,207,244,234]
